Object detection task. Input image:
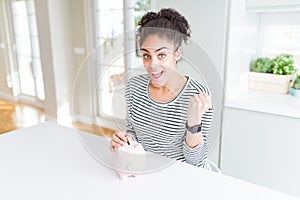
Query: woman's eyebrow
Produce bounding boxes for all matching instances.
[141,47,169,53]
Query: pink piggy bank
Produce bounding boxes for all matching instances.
[112,141,146,180]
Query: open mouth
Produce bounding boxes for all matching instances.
[151,71,164,79]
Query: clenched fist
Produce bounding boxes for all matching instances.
[187,93,212,127]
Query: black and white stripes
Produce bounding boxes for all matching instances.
[125,74,213,168]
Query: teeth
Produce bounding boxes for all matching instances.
[152,71,162,75]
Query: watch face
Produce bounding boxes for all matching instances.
[192,125,201,133]
[187,123,202,134]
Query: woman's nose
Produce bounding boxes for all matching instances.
[149,57,159,68]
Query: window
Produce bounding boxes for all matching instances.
[263,25,300,53]
[94,0,151,124]
[259,12,300,68]
[9,0,45,101]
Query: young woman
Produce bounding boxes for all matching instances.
[110,8,213,169]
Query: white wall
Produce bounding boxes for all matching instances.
[71,0,94,123]
[47,0,75,121]
[155,0,228,78]
[35,0,57,120]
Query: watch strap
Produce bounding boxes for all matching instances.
[186,122,202,134]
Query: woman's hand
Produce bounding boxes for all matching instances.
[187,93,212,127]
[110,130,133,152]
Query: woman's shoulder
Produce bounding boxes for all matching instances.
[126,74,149,90]
[128,74,149,83]
[187,77,211,95]
[125,74,149,100]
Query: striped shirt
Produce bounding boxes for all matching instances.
[125,74,213,168]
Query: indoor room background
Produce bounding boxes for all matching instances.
[0,0,299,197]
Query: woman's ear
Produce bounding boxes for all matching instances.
[175,47,182,62]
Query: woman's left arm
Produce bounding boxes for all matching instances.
[183,93,213,165]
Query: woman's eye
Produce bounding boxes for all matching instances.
[143,54,150,59]
[158,54,166,59]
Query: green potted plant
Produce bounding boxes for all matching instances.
[290,74,300,97]
[249,54,297,94]
[271,54,297,75]
[250,57,273,73]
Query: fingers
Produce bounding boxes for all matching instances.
[115,130,127,142]
[110,130,128,152]
[187,92,212,127]
[202,92,212,107]
[194,93,204,106]
[109,131,135,152]
[193,93,211,109]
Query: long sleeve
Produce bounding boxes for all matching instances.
[182,80,213,167]
[182,107,213,166]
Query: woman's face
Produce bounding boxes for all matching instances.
[141,34,181,87]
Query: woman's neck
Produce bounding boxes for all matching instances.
[149,74,188,102]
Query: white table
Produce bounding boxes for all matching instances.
[0,122,299,200]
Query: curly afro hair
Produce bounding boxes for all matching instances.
[137,8,191,48]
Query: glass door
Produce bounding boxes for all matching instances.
[10,0,45,102]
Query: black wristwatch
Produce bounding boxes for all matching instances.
[186,122,202,134]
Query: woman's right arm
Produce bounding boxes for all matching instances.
[110,79,137,151]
